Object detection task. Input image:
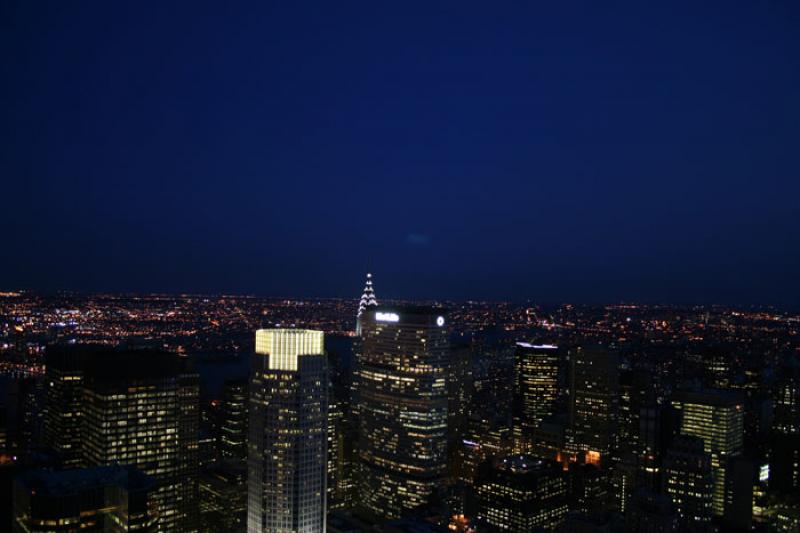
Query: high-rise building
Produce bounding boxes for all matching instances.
[476,455,568,532]
[513,343,560,452]
[81,350,200,532]
[42,348,88,468]
[770,358,800,493]
[568,346,619,461]
[219,378,248,464]
[357,306,449,519]
[671,390,744,517]
[247,329,328,533]
[355,272,378,335]
[662,435,714,532]
[12,465,157,532]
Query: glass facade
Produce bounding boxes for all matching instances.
[357,306,449,519]
[247,329,328,533]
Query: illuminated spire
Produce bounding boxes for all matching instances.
[357,272,378,320]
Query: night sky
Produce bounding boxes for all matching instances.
[2,2,799,305]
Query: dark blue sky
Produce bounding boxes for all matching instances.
[2,1,799,305]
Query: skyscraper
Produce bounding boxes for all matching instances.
[355,272,378,335]
[247,329,328,533]
[671,390,743,517]
[568,346,619,461]
[357,306,449,519]
[81,350,200,532]
[513,343,560,452]
[219,378,248,464]
[42,348,88,468]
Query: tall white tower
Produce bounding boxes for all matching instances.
[247,329,328,533]
[356,273,378,335]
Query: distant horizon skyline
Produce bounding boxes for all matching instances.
[1,284,796,311]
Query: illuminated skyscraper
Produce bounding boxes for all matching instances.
[247,329,328,533]
[476,455,568,531]
[671,390,743,517]
[568,346,619,461]
[357,306,449,519]
[513,343,560,452]
[81,350,200,533]
[355,272,378,335]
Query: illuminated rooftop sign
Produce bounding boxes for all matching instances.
[375,311,400,322]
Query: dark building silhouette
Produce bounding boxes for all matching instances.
[219,378,248,464]
[13,465,157,532]
[567,346,619,462]
[770,357,800,494]
[662,435,713,532]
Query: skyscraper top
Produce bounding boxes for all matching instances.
[254,328,324,371]
[357,272,378,319]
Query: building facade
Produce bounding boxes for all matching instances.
[81,351,200,532]
[247,329,328,533]
[513,343,560,452]
[357,306,449,519]
[671,390,744,517]
[476,455,568,531]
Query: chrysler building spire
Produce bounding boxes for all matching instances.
[357,272,378,320]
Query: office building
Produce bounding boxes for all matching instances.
[476,455,568,531]
[513,343,560,452]
[357,306,449,519]
[247,329,328,533]
[662,435,713,532]
[671,390,744,517]
[568,346,619,461]
[81,350,200,532]
[42,348,88,468]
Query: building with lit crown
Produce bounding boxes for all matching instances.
[247,329,328,533]
[357,306,449,519]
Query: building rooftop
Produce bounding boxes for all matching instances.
[672,389,745,407]
[15,465,154,496]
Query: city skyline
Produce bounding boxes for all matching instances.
[3,1,800,531]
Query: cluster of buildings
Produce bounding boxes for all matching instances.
[0,275,799,531]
